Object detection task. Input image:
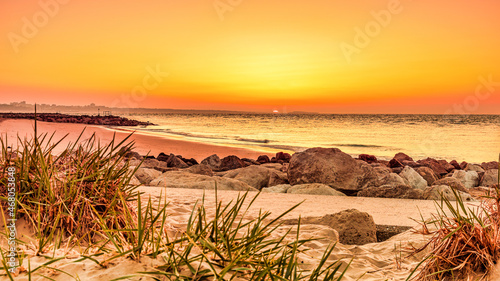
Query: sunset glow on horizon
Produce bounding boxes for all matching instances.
[1,0,500,113]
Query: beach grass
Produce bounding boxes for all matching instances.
[0,122,350,280]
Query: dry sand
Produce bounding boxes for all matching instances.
[1,119,477,280]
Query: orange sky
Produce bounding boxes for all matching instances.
[1,0,500,113]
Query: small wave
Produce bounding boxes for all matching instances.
[333,144,386,148]
[236,138,270,144]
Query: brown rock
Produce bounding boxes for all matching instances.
[433,177,468,193]
[437,160,455,173]
[201,154,222,171]
[450,160,461,170]
[287,147,377,192]
[220,155,246,171]
[157,152,169,162]
[394,152,413,162]
[257,155,271,164]
[185,164,214,176]
[481,161,499,171]
[276,152,292,163]
[416,158,448,176]
[391,167,404,174]
[166,154,189,168]
[389,158,403,168]
[359,154,378,164]
[358,184,423,199]
[416,167,439,186]
[460,161,468,170]
[268,171,289,187]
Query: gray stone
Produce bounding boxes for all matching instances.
[452,170,479,189]
[423,185,473,202]
[131,167,162,185]
[399,166,427,190]
[481,169,499,187]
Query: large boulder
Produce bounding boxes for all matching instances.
[481,169,499,187]
[287,148,377,193]
[376,173,408,187]
[452,170,479,189]
[292,209,377,245]
[201,154,221,171]
[220,155,246,171]
[423,185,473,201]
[432,177,468,193]
[185,164,214,176]
[149,171,257,191]
[357,184,423,199]
[465,164,485,174]
[416,167,439,186]
[399,166,427,190]
[286,183,346,196]
[131,167,162,185]
[223,165,273,190]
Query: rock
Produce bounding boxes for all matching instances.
[157,152,169,162]
[131,167,162,185]
[394,152,413,162]
[460,161,468,170]
[359,154,378,164]
[223,165,274,190]
[128,175,141,186]
[450,160,461,170]
[452,170,479,189]
[293,209,377,245]
[261,163,284,171]
[154,161,171,172]
[465,164,485,174]
[166,154,189,168]
[262,184,291,193]
[276,152,292,163]
[481,161,499,171]
[128,159,142,167]
[181,157,198,166]
[185,164,214,176]
[376,173,408,187]
[123,150,142,160]
[433,177,468,193]
[142,159,161,169]
[257,155,271,164]
[437,160,455,173]
[268,171,289,186]
[149,171,257,191]
[416,158,449,176]
[287,183,346,196]
[388,158,403,168]
[480,169,499,187]
[220,155,246,171]
[358,184,423,199]
[391,167,404,174]
[399,166,428,190]
[242,158,261,165]
[372,166,392,181]
[423,185,473,201]
[416,167,439,186]
[401,160,419,168]
[287,147,377,193]
[201,154,221,171]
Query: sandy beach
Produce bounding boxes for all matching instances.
[1,118,495,280]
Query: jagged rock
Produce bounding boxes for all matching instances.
[287,148,377,192]
[149,171,257,191]
[358,184,423,199]
[394,152,413,162]
[287,183,346,196]
[223,165,273,190]
[166,154,189,168]
[220,155,246,171]
[399,166,427,190]
[185,164,214,176]
[417,158,449,176]
[359,154,378,164]
[433,177,468,193]
[389,158,404,168]
[423,185,473,201]
[201,154,221,171]
[450,160,461,170]
[157,152,169,162]
[276,152,292,163]
[437,160,455,173]
[480,169,499,187]
[268,171,289,187]
[131,167,162,185]
[452,170,479,189]
[416,167,439,186]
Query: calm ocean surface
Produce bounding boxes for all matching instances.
[124,113,500,163]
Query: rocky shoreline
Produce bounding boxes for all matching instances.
[0,112,154,126]
[124,147,499,200]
